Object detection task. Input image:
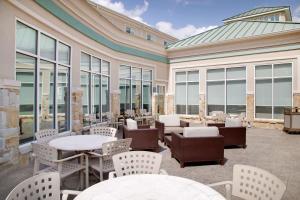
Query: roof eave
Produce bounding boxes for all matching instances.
[167,28,300,52]
[223,7,290,24]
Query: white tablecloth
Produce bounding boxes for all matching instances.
[48,135,117,151]
[74,174,225,200]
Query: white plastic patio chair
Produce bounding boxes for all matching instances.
[90,126,117,137]
[88,138,132,181]
[32,143,89,188]
[208,164,286,200]
[35,129,59,143]
[5,172,80,200]
[109,151,167,179]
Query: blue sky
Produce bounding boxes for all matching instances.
[92,0,300,39]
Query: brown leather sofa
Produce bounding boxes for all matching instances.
[170,127,224,168]
[155,115,189,142]
[123,124,159,152]
[208,123,247,148]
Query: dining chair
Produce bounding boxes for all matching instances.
[208,164,286,200]
[35,129,59,143]
[109,151,167,179]
[90,126,117,137]
[88,138,132,181]
[5,172,80,200]
[32,143,89,188]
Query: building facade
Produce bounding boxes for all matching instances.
[0,1,300,166]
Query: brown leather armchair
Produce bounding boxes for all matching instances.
[171,132,224,168]
[123,125,159,152]
[208,123,246,148]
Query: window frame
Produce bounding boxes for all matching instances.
[254,62,293,120]
[80,51,111,127]
[206,66,247,116]
[119,65,153,113]
[175,70,200,115]
[15,19,72,144]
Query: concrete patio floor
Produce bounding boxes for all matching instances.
[0,128,299,199]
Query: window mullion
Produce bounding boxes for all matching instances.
[36,31,41,133]
[54,40,58,130]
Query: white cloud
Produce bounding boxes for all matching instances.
[293,5,300,22]
[155,21,217,39]
[91,0,149,23]
[91,0,217,40]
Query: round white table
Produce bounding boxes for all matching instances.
[48,135,117,151]
[74,174,226,200]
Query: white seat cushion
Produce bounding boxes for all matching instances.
[126,119,138,130]
[159,115,180,127]
[225,118,242,127]
[164,126,183,134]
[183,127,219,138]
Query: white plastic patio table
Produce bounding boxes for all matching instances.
[48,135,117,151]
[74,174,226,200]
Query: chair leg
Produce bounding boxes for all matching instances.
[180,161,185,168]
[85,155,89,188]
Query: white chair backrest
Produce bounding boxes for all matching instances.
[232,164,286,200]
[6,172,60,200]
[159,115,180,127]
[90,126,117,137]
[32,143,58,167]
[35,129,58,143]
[183,127,219,137]
[112,151,162,177]
[102,138,132,161]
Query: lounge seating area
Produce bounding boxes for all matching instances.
[1,126,300,199]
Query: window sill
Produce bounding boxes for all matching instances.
[253,119,284,124]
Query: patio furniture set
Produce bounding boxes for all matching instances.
[5,115,287,200]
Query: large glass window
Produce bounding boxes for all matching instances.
[255,63,292,119]
[80,52,110,125]
[119,66,152,114]
[16,21,71,143]
[175,71,199,115]
[207,67,246,115]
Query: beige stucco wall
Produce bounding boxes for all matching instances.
[0,0,170,88]
[167,32,300,128]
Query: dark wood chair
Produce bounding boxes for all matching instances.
[208,123,246,148]
[171,129,224,168]
[123,125,159,152]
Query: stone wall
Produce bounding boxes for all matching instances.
[111,91,120,116]
[294,93,300,107]
[166,94,174,115]
[0,79,20,166]
[71,88,83,134]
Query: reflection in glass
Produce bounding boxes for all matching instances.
[102,61,110,75]
[92,57,101,73]
[16,22,37,54]
[132,80,141,112]
[175,83,186,114]
[39,60,55,130]
[81,52,90,71]
[187,82,199,114]
[143,82,152,112]
[120,79,131,114]
[92,75,101,122]
[40,34,56,60]
[57,66,70,132]
[207,81,225,115]
[16,53,36,143]
[58,42,70,65]
[81,72,90,126]
[255,79,272,119]
[102,76,110,121]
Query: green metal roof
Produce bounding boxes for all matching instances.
[223,6,290,22]
[167,21,300,50]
